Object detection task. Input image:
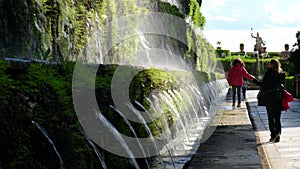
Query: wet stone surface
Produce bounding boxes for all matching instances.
[185,92,262,169]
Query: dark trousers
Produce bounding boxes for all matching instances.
[242,86,246,99]
[232,86,241,105]
[266,105,282,137]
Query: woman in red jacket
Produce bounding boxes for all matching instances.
[228,58,256,108]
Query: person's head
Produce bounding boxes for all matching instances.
[232,58,245,67]
[257,32,259,37]
[284,44,289,51]
[263,47,267,52]
[267,59,281,73]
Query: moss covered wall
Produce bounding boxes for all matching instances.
[1,59,222,168]
[0,0,149,61]
[0,1,226,168]
[0,0,217,73]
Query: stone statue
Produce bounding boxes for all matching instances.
[280,44,291,60]
[251,32,265,55]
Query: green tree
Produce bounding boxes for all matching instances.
[289,30,300,75]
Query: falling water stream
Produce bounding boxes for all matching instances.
[126,103,167,168]
[31,121,65,169]
[3,0,229,168]
[31,75,226,169]
[110,105,152,169]
[78,127,108,169]
[97,79,227,168]
[96,112,141,169]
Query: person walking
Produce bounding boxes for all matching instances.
[253,59,286,143]
[227,58,256,108]
[242,78,248,100]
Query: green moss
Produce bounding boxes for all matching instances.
[285,76,295,95]
[10,144,30,168]
[0,59,227,168]
[189,0,205,29]
[158,2,184,18]
[185,26,218,72]
[0,61,13,98]
[194,71,210,85]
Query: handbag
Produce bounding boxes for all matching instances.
[271,83,284,101]
[257,84,284,106]
[257,89,267,106]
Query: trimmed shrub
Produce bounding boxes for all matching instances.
[216,49,230,58]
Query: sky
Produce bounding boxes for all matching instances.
[200,0,300,52]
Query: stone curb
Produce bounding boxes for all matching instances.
[246,100,271,169]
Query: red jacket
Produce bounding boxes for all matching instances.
[227,64,254,86]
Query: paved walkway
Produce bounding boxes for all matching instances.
[185,89,300,169]
[247,90,300,169]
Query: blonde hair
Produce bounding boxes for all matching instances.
[270,59,281,74]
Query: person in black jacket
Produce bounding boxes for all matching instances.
[253,59,286,143]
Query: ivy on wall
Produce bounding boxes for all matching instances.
[189,0,205,29]
[0,0,208,65]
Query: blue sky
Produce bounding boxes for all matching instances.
[201,0,300,52]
